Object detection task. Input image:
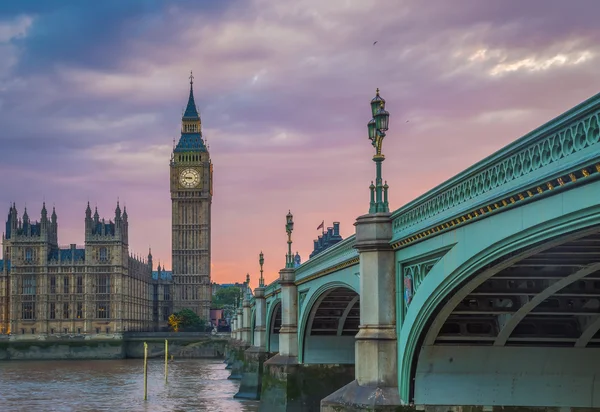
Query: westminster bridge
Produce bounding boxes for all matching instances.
[226,90,600,412]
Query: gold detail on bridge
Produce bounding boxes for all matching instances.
[295,257,360,286]
[390,163,600,250]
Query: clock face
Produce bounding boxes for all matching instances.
[179,168,201,188]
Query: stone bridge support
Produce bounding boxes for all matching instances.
[228,305,250,381]
[235,285,269,400]
[322,212,402,411]
[236,307,243,341]
[259,267,301,411]
[230,319,236,339]
[242,298,252,343]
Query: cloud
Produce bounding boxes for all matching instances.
[1,0,600,287]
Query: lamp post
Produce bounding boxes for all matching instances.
[367,88,390,214]
[259,251,265,287]
[245,273,251,299]
[285,211,294,268]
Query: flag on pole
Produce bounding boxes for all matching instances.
[317,221,324,231]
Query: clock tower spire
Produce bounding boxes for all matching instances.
[170,72,213,321]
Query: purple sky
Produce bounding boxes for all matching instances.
[1,0,599,287]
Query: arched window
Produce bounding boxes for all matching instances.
[99,247,108,262]
[25,248,33,263]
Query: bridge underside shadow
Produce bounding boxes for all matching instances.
[303,287,359,364]
[259,286,358,412]
[267,302,281,353]
[415,230,600,409]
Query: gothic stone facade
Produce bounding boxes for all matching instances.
[170,76,213,320]
[0,203,173,336]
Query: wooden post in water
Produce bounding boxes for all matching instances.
[143,342,148,401]
[165,339,169,384]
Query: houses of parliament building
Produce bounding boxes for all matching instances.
[0,75,213,336]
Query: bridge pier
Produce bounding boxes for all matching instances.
[260,267,301,411]
[236,307,243,341]
[241,297,252,343]
[235,285,269,400]
[322,213,402,411]
[225,319,237,369]
[228,305,250,380]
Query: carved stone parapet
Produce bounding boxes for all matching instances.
[254,287,265,299]
[278,268,295,285]
[354,213,393,252]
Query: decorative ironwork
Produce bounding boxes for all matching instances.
[298,290,308,313]
[402,257,442,311]
[296,257,360,286]
[391,163,600,250]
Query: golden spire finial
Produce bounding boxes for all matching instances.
[376,88,380,95]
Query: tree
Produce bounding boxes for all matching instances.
[167,309,207,332]
[212,286,241,309]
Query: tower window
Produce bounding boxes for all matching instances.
[99,247,108,262]
[76,276,83,293]
[49,302,56,319]
[97,302,110,319]
[25,248,33,263]
[22,275,36,295]
[21,302,35,320]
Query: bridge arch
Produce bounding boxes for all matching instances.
[399,198,600,407]
[299,281,359,364]
[265,299,281,353]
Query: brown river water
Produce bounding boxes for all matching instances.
[0,358,259,412]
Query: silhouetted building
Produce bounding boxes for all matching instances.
[309,222,343,259]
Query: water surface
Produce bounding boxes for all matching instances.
[0,358,259,412]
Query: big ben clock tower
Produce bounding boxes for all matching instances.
[170,72,213,320]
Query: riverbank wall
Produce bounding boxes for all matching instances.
[0,332,229,360]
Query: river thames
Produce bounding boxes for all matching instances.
[0,358,259,412]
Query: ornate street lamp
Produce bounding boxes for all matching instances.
[259,251,265,287]
[370,88,385,117]
[245,273,251,299]
[285,211,294,268]
[367,88,391,213]
[368,118,376,140]
[374,103,389,132]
